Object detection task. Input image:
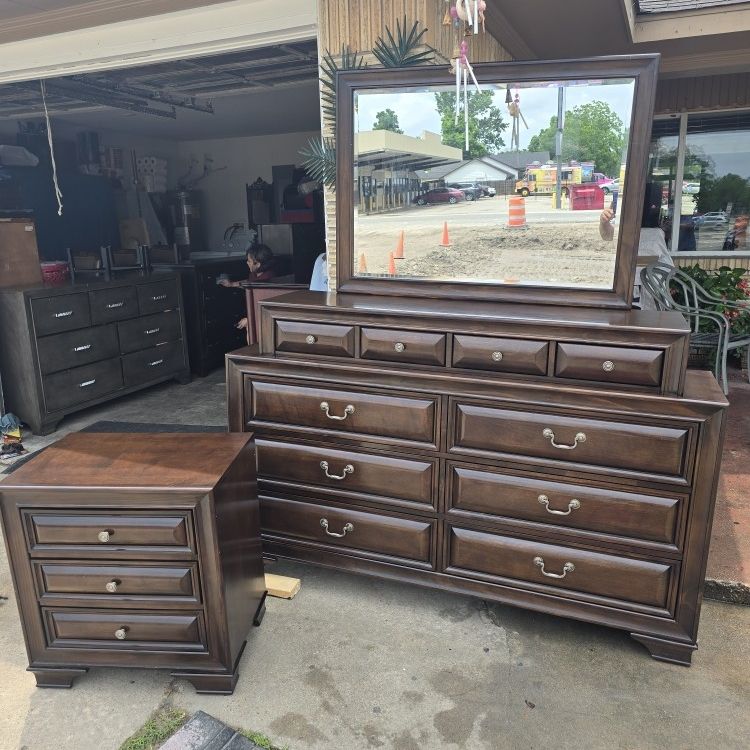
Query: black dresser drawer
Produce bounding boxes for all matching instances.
[43,358,123,412]
[37,325,119,375]
[89,286,138,325]
[118,310,182,354]
[122,341,185,387]
[31,293,90,336]
[138,280,179,315]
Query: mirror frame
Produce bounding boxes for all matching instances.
[335,55,660,308]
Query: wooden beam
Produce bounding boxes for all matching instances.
[265,573,301,599]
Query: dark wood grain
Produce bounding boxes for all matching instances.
[275,319,356,357]
[452,334,548,375]
[360,327,446,366]
[555,342,664,387]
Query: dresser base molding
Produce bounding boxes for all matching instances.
[630,633,697,666]
[30,666,88,689]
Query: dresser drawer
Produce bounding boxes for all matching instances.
[118,310,182,354]
[451,401,690,480]
[555,343,664,388]
[360,327,446,366]
[89,285,138,325]
[256,439,436,509]
[446,526,676,611]
[452,335,548,375]
[249,381,438,448]
[43,609,206,651]
[448,464,682,547]
[275,320,355,357]
[138,279,179,315]
[42,358,123,412]
[260,496,435,567]
[121,341,184,387]
[37,325,119,375]
[24,511,195,558]
[34,562,200,606]
[31,293,90,336]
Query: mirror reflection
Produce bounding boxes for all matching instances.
[353,77,635,288]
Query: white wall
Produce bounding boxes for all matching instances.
[446,162,515,182]
[175,130,320,249]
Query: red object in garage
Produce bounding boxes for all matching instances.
[569,184,604,210]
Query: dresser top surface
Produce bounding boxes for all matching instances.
[0,270,178,298]
[1,432,250,490]
[262,291,689,334]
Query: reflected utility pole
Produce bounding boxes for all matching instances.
[555,85,565,209]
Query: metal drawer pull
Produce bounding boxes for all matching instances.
[533,556,575,579]
[320,401,355,420]
[320,461,354,480]
[305,335,317,344]
[542,428,586,450]
[106,301,125,309]
[105,580,120,593]
[538,494,581,516]
[602,360,615,372]
[79,379,97,388]
[152,293,168,301]
[147,359,164,367]
[394,342,406,352]
[144,328,160,335]
[73,344,91,352]
[114,627,128,640]
[491,351,504,362]
[320,518,354,538]
[54,310,73,318]
[97,530,112,543]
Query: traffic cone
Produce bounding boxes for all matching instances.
[394,230,405,259]
[440,222,451,247]
[388,252,397,275]
[358,252,368,273]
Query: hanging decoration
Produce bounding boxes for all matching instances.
[39,80,63,217]
[507,87,528,151]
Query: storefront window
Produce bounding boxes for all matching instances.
[645,118,680,251]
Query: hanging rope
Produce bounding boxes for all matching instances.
[40,80,63,216]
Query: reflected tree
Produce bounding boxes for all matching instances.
[435,91,506,158]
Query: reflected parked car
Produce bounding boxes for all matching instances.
[600,179,620,194]
[693,211,728,226]
[683,182,701,194]
[447,182,483,201]
[412,187,465,205]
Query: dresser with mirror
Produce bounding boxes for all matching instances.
[227,55,727,665]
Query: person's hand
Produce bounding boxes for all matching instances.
[600,208,614,226]
[236,317,248,330]
[599,208,615,241]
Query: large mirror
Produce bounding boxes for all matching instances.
[336,57,659,307]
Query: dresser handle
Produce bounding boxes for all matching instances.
[79,379,97,388]
[320,518,354,538]
[54,310,73,318]
[533,556,575,579]
[97,530,112,543]
[73,344,91,352]
[105,579,120,593]
[491,351,503,362]
[320,401,355,420]
[114,627,128,640]
[147,359,164,367]
[542,428,586,450]
[602,360,615,372]
[106,301,125,309]
[394,342,406,353]
[305,335,317,345]
[152,293,168,301]
[144,327,161,335]
[538,494,581,516]
[320,461,354,480]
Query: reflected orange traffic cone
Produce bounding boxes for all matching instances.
[440,221,452,247]
[388,252,397,275]
[394,230,405,259]
[358,253,368,273]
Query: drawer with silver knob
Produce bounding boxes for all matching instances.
[275,320,356,358]
[452,334,548,375]
[360,327,446,366]
[42,357,123,412]
[554,343,664,388]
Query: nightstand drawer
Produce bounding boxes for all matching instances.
[275,320,355,357]
[118,310,182,354]
[37,325,119,375]
[121,341,184,387]
[89,285,138,325]
[42,358,123,412]
[360,327,446,366]
[31,293,90,336]
[555,343,664,388]
[138,279,179,314]
[43,609,207,651]
[452,335,548,375]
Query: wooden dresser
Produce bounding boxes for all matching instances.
[0,273,190,434]
[227,292,727,665]
[0,433,266,694]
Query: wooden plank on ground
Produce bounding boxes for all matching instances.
[265,573,301,599]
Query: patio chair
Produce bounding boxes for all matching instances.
[640,261,750,394]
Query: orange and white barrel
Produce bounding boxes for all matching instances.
[507,196,526,228]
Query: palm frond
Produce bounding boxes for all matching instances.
[319,45,366,122]
[299,137,337,189]
[372,17,435,67]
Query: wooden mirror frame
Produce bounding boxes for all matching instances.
[335,54,660,308]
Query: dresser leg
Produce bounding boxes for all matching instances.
[630,633,697,666]
[253,591,267,627]
[175,371,192,385]
[30,667,88,688]
[172,668,239,695]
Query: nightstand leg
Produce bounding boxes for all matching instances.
[172,668,239,695]
[630,633,697,666]
[31,667,88,688]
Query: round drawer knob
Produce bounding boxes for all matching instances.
[491,351,504,362]
[114,627,128,640]
[602,360,615,372]
[305,335,317,345]
[97,530,111,543]
[394,342,406,353]
[105,580,120,593]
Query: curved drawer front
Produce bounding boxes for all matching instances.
[555,343,664,388]
[248,381,437,447]
[446,526,675,611]
[260,496,435,567]
[451,402,690,480]
[449,465,682,546]
[275,320,355,357]
[256,439,436,508]
[452,335,548,376]
[360,327,446,366]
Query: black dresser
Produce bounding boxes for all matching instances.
[0,272,189,434]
